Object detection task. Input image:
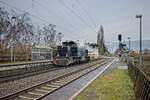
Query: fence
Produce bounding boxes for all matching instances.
[128,63,150,100]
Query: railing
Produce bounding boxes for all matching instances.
[128,63,150,100]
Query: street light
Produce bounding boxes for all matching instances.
[136,14,142,65]
[58,32,63,45]
[128,37,131,52]
[10,16,17,62]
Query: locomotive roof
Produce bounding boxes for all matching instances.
[63,41,77,46]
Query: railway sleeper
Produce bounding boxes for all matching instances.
[28,91,45,96]
[35,88,50,93]
[54,80,68,84]
[46,84,61,88]
[50,82,64,86]
[58,79,71,83]
[19,93,39,100]
[41,86,55,90]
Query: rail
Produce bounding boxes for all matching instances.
[128,63,150,100]
[0,58,110,100]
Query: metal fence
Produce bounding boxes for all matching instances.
[128,63,150,100]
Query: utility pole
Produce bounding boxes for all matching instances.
[10,16,17,62]
[136,14,142,65]
[58,32,63,45]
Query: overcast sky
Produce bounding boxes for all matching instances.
[1,0,150,43]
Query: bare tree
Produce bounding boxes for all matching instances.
[43,24,57,48]
[33,26,42,47]
[16,13,34,60]
[0,7,61,61]
[0,7,11,50]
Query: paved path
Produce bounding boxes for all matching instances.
[116,58,128,69]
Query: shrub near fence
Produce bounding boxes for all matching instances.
[128,64,150,100]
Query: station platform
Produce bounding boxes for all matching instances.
[0,60,52,71]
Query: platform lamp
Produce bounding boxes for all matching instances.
[136,14,142,65]
[10,16,17,62]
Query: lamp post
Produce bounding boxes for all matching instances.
[58,32,63,45]
[10,16,17,62]
[136,14,142,65]
[128,37,130,52]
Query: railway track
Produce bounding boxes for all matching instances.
[0,60,53,82]
[0,59,103,83]
[0,58,111,100]
[0,67,62,83]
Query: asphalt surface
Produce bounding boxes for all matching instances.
[43,58,116,100]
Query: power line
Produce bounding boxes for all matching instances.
[0,0,75,34]
[75,0,97,27]
[0,1,50,24]
[32,0,88,40]
[35,0,81,34]
[57,0,97,33]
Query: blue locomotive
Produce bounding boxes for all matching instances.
[53,41,90,66]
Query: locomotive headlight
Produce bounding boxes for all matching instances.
[57,54,59,57]
[66,53,68,57]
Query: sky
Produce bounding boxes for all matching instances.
[0,0,150,43]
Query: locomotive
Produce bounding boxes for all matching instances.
[53,41,90,66]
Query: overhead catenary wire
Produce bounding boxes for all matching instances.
[57,0,97,33]
[0,0,97,41]
[35,0,82,34]
[75,0,97,28]
[0,0,75,34]
[34,0,87,40]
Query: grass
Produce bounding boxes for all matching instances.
[74,69,135,100]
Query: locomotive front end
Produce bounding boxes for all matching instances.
[53,46,72,66]
[53,56,71,66]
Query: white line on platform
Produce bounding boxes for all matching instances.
[69,58,116,100]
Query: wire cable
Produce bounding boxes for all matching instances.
[35,0,81,33]
[0,0,75,34]
[75,0,97,27]
[57,0,97,33]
